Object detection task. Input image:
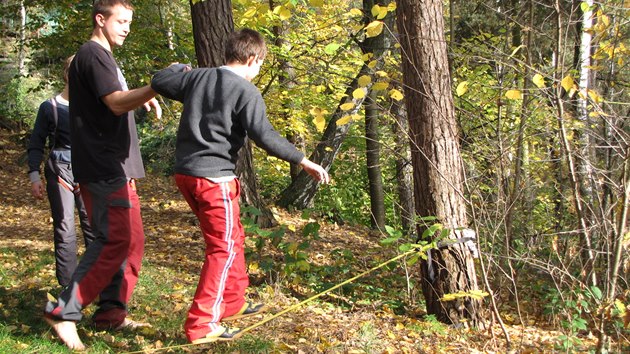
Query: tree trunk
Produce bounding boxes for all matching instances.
[574,0,598,287]
[396,0,483,327]
[361,0,393,230]
[189,0,233,68]
[189,0,275,227]
[17,0,26,76]
[277,65,370,209]
[391,101,414,234]
[270,0,303,180]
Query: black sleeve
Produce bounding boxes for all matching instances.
[26,101,54,173]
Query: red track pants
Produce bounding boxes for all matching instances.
[175,174,248,342]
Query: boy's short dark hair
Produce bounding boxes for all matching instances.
[92,0,134,28]
[225,29,268,64]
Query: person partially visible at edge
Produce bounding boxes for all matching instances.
[43,0,162,350]
[27,55,95,288]
[151,28,331,344]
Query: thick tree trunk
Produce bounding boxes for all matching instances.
[396,0,483,326]
[189,0,275,227]
[189,0,233,68]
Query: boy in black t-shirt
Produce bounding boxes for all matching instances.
[43,0,162,350]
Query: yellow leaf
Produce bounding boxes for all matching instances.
[288,224,296,232]
[365,21,384,38]
[533,74,545,88]
[336,115,352,126]
[361,53,373,61]
[278,7,291,20]
[358,75,372,87]
[389,89,404,101]
[371,4,382,18]
[353,88,366,99]
[456,81,468,96]
[349,8,363,16]
[47,292,57,302]
[313,115,326,132]
[505,89,522,100]
[372,82,389,91]
[561,75,575,92]
[375,70,388,77]
[351,113,362,121]
[340,102,355,111]
[309,106,322,116]
[371,4,388,20]
[309,0,324,7]
[367,60,378,69]
[387,2,397,12]
[587,89,602,103]
[243,8,257,18]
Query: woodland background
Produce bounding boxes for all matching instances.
[0,0,628,353]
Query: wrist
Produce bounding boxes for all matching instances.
[28,171,41,183]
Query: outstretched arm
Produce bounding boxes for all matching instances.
[102,85,161,118]
[299,157,331,184]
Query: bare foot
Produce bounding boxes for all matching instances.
[44,316,86,351]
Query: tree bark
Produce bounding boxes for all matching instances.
[270,0,303,180]
[18,0,26,76]
[391,101,414,234]
[277,65,370,209]
[189,0,233,68]
[396,0,483,326]
[361,0,392,230]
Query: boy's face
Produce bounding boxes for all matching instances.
[97,4,133,48]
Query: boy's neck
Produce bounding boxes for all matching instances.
[224,62,249,80]
[60,85,69,101]
[90,31,112,52]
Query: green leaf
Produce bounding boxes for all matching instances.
[324,43,340,55]
[380,236,399,245]
[590,286,603,300]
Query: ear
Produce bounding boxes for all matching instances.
[246,55,259,67]
[95,13,106,27]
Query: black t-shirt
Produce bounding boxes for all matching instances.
[69,40,145,183]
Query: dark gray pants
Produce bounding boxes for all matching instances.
[44,160,95,287]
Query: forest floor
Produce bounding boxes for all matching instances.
[0,129,613,353]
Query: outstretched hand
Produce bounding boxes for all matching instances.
[300,158,331,184]
[143,97,162,119]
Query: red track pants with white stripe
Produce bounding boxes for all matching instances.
[175,174,248,342]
